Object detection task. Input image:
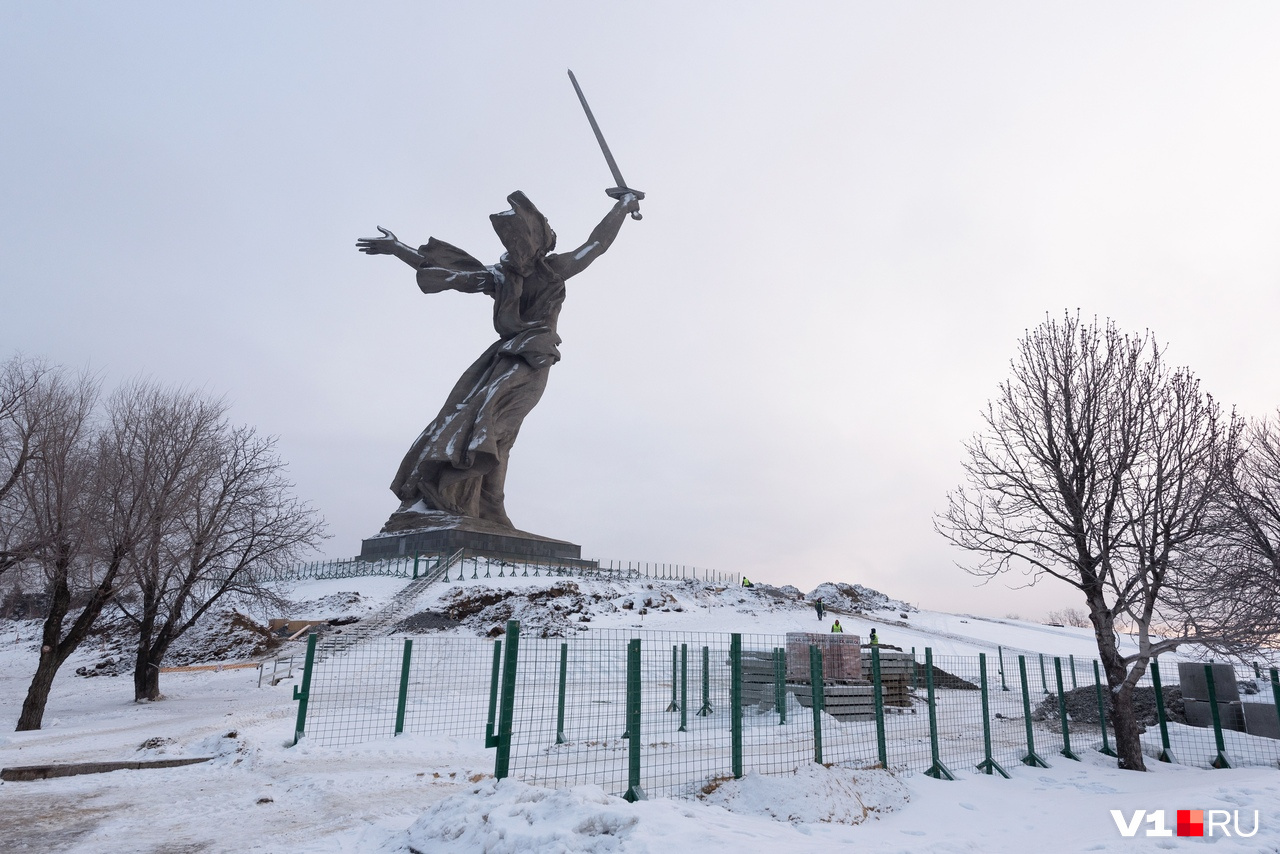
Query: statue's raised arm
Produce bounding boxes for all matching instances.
[548,193,640,280]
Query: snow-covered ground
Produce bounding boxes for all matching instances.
[2,572,1278,853]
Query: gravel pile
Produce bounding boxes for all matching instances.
[1032,684,1185,729]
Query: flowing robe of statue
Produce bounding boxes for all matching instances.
[359,191,636,531]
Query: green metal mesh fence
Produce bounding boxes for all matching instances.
[292,624,1280,795]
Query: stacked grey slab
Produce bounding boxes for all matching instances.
[790,683,877,721]
[740,651,782,712]
[1177,662,1279,739]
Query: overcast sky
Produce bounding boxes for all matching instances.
[4,3,1279,620]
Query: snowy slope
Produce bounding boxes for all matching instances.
[1,571,1277,853]
[274,570,1140,661]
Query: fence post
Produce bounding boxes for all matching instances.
[697,646,713,716]
[871,645,888,769]
[730,633,743,779]
[667,645,679,712]
[976,652,1009,777]
[492,620,521,780]
[679,644,688,732]
[909,646,918,690]
[1019,655,1049,767]
[1069,654,1077,690]
[394,639,413,736]
[1204,664,1232,769]
[998,646,1009,691]
[1093,660,1117,757]
[1054,657,1079,760]
[1149,658,1175,763]
[1270,668,1280,758]
[555,642,568,744]
[923,648,954,780]
[485,640,502,745]
[624,638,646,801]
[809,644,824,765]
[412,553,419,579]
[291,632,318,746]
[1038,653,1049,695]
[774,647,787,725]
[1267,666,1280,714]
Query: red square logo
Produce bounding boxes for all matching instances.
[1177,810,1204,837]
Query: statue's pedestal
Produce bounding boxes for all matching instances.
[358,509,591,566]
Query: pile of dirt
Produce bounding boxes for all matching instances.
[392,611,461,632]
[804,583,916,616]
[432,583,595,638]
[67,607,279,677]
[421,581,699,638]
[749,584,804,602]
[924,664,978,691]
[165,610,279,666]
[1032,685,1185,729]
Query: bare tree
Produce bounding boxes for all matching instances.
[0,355,57,576]
[937,313,1241,771]
[110,384,326,701]
[13,367,109,730]
[1167,413,1280,646]
[1046,607,1091,628]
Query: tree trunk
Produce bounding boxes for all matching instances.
[15,574,70,731]
[133,609,158,701]
[16,555,123,729]
[1107,678,1145,770]
[16,647,63,730]
[1088,594,1147,770]
[135,651,162,700]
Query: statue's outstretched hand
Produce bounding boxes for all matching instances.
[356,226,399,255]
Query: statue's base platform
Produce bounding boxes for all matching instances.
[359,509,592,566]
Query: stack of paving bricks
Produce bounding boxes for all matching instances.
[784,632,862,683]
[783,632,876,722]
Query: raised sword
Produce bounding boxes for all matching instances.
[567,69,644,220]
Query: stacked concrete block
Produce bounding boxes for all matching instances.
[1178,662,1245,733]
[863,649,915,707]
[739,650,782,711]
[790,684,876,721]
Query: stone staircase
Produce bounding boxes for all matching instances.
[314,549,464,660]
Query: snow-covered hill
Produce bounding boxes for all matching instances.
[2,570,1277,853]
[277,571,1128,662]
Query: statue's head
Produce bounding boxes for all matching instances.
[491,191,556,275]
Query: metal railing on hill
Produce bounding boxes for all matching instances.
[266,555,419,581]
[288,622,1280,800]
[269,553,740,586]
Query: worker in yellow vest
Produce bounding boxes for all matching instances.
[830,620,843,633]
[870,628,879,645]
